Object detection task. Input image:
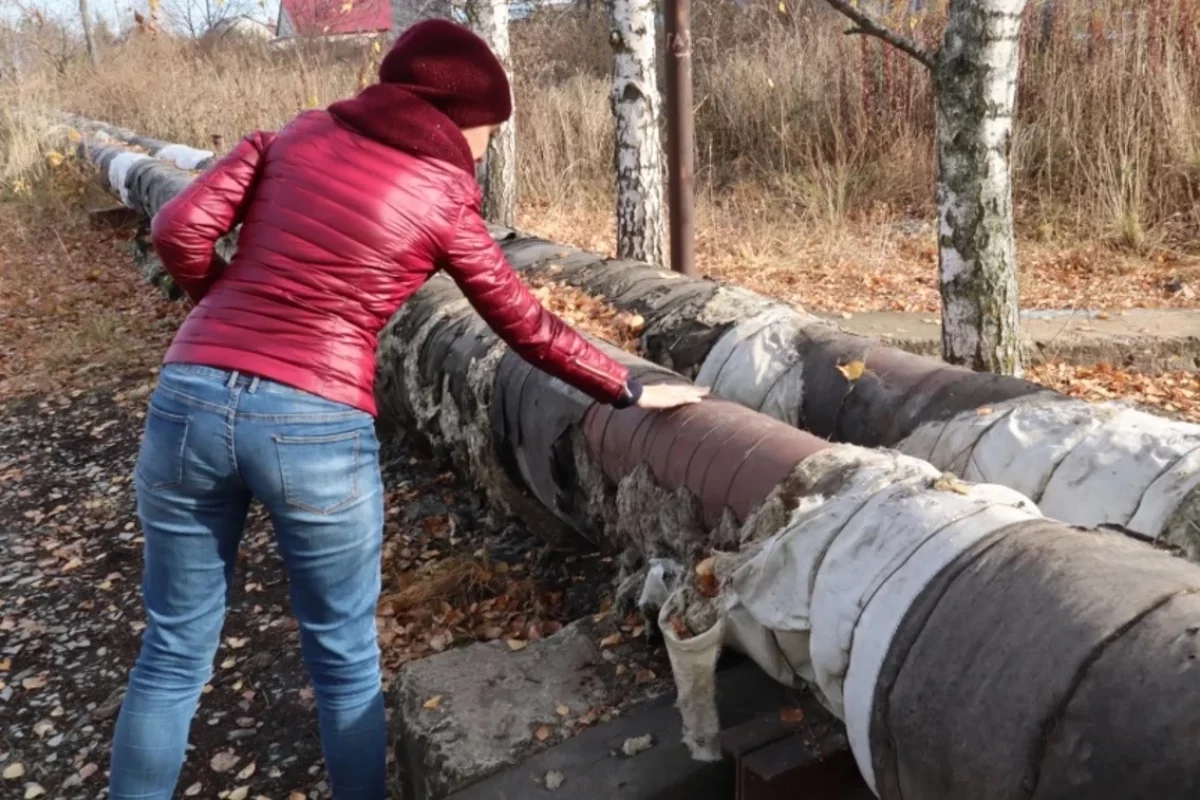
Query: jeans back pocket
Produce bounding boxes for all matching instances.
[273,430,362,515]
[135,405,191,490]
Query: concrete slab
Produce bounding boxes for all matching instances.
[391,615,675,799]
[448,659,842,800]
[828,309,1200,373]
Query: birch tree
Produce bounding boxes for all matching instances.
[823,0,1028,376]
[609,0,666,266]
[78,0,98,68]
[468,0,516,226]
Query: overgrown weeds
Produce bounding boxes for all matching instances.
[1,0,1197,305]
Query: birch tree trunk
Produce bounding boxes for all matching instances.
[934,0,1027,375]
[823,0,1026,376]
[79,0,99,69]
[468,0,517,226]
[609,0,667,266]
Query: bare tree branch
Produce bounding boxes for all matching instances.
[822,0,936,70]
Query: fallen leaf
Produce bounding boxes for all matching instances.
[695,556,718,597]
[555,704,571,717]
[505,638,528,651]
[535,725,552,742]
[779,707,806,724]
[599,633,622,648]
[78,763,99,781]
[932,473,971,496]
[423,695,444,710]
[209,750,240,773]
[667,614,692,640]
[21,674,47,691]
[836,360,866,382]
[3,762,25,780]
[289,793,306,800]
[635,669,657,684]
[226,637,248,649]
[236,762,256,780]
[0,658,10,671]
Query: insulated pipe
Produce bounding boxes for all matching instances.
[490,234,1200,558]
[67,123,1200,799]
[58,114,1200,556]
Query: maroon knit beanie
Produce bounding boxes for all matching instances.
[378,19,512,129]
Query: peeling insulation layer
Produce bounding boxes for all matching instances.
[488,232,1200,546]
[67,121,1200,800]
[58,113,215,171]
[59,115,1200,544]
[900,397,1200,558]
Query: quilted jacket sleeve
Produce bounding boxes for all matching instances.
[441,202,634,405]
[151,131,275,304]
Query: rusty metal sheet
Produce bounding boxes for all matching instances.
[582,403,614,465]
[643,404,711,488]
[622,411,660,474]
[659,410,726,489]
[696,417,785,525]
[726,434,826,521]
[600,405,650,481]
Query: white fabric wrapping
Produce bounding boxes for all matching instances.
[154,144,214,171]
[901,398,1200,542]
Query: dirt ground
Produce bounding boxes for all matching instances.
[0,207,621,799]
[0,192,1196,798]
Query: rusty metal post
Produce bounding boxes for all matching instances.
[664,0,697,278]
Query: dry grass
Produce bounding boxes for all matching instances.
[1,0,1198,314]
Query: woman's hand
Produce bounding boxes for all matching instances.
[635,383,709,410]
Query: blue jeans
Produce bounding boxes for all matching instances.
[109,364,386,799]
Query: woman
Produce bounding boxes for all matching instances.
[109,18,705,800]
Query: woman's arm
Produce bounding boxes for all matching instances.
[150,131,275,304]
[441,202,643,407]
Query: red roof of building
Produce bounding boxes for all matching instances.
[280,0,392,36]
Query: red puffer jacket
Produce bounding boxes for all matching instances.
[151,109,633,416]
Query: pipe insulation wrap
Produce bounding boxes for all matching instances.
[62,118,1200,799]
[56,114,1200,558]
[489,234,1200,549]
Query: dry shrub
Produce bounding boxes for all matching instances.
[2,0,1199,247]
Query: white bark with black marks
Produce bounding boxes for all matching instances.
[823,0,1026,375]
[935,0,1027,375]
[609,0,667,266]
[468,0,517,226]
[79,0,99,68]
